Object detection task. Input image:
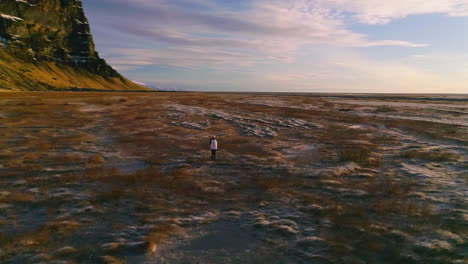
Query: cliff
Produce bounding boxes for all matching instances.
[0,0,148,91]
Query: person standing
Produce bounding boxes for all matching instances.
[210,136,218,160]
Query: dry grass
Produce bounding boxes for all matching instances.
[145,224,182,253]
[45,220,81,235]
[85,165,211,205]
[0,192,34,203]
[0,219,80,258]
[400,149,460,162]
[0,92,465,263]
[316,124,382,167]
[338,144,380,167]
[101,255,126,264]
[318,173,439,263]
[374,106,394,113]
[0,49,146,91]
[86,154,105,166]
[222,136,270,157]
[93,185,127,202]
[51,153,83,165]
[386,118,467,141]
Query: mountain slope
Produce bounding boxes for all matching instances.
[0,0,148,91]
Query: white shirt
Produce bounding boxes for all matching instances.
[210,139,218,150]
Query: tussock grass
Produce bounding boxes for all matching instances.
[86,154,105,166]
[374,106,394,113]
[51,153,82,165]
[317,125,381,167]
[401,149,459,162]
[387,118,467,141]
[0,92,465,263]
[222,136,269,157]
[0,192,34,203]
[101,255,126,264]
[45,220,81,235]
[318,173,439,263]
[145,224,181,252]
[86,166,209,204]
[94,186,127,202]
[338,144,380,167]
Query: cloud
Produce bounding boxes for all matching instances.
[85,0,428,71]
[82,0,468,93]
[358,40,427,47]
[318,0,468,24]
[105,47,261,70]
[259,50,468,93]
[265,72,313,82]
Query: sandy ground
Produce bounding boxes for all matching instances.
[0,92,466,264]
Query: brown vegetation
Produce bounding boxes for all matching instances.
[401,148,460,162]
[0,92,465,263]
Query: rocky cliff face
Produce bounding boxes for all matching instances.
[0,0,146,91]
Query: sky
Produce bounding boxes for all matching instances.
[82,0,468,93]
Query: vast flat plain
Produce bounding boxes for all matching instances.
[0,92,466,264]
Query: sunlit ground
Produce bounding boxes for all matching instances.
[0,92,466,263]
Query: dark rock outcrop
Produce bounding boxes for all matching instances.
[0,0,147,91]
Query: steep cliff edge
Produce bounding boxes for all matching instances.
[0,0,147,91]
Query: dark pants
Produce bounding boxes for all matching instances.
[211,149,217,160]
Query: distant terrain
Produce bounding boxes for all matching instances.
[0,0,145,91]
[0,92,466,263]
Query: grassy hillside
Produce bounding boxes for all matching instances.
[0,49,148,91]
